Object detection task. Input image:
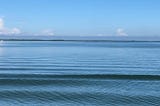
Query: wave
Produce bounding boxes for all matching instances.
[0,74,160,80]
[0,90,159,106]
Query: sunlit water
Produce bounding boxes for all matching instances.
[0,41,160,106]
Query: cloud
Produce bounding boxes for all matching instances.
[96,34,103,36]
[41,29,54,36]
[0,18,21,35]
[0,18,4,29]
[35,29,55,36]
[0,18,55,36]
[116,28,128,36]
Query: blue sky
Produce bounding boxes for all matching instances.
[0,0,160,36]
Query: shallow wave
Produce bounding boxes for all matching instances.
[0,90,160,106]
[0,74,160,80]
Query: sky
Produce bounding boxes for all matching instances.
[0,0,160,36]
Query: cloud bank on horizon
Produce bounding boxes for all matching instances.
[0,18,127,37]
[116,28,128,36]
[0,18,54,36]
[0,18,21,35]
[35,29,55,36]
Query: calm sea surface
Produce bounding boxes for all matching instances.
[0,41,160,106]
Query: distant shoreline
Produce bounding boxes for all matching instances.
[0,39,160,42]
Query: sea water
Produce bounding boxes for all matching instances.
[0,41,160,106]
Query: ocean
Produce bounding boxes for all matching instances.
[0,41,160,106]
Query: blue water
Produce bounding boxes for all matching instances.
[0,41,160,106]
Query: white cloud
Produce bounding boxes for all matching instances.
[42,29,54,36]
[0,18,21,35]
[11,28,21,34]
[116,28,128,36]
[0,18,55,36]
[35,29,55,36]
[97,34,105,36]
[0,18,4,30]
